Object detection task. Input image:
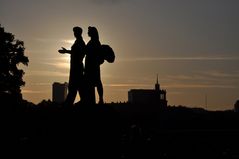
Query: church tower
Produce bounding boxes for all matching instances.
[155,74,160,91]
[128,74,167,107]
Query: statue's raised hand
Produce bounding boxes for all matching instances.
[58,47,67,54]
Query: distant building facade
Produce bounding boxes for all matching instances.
[128,76,167,107]
[52,82,68,103]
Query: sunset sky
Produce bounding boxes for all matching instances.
[1,0,239,110]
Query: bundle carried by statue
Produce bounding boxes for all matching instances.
[101,44,115,63]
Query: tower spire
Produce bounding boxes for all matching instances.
[155,74,160,91]
[157,74,159,84]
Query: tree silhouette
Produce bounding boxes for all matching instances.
[235,100,239,112]
[0,24,29,103]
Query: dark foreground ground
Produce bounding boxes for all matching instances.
[3,102,239,158]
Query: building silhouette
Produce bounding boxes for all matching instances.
[52,82,68,103]
[128,76,167,107]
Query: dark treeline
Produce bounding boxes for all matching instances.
[5,101,239,159]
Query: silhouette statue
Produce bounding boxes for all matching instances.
[84,26,104,104]
[58,26,86,106]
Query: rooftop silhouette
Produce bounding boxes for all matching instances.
[128,75,167,107]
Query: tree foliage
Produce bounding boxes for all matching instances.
[235,100,239,112]
[0,24,29,101]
